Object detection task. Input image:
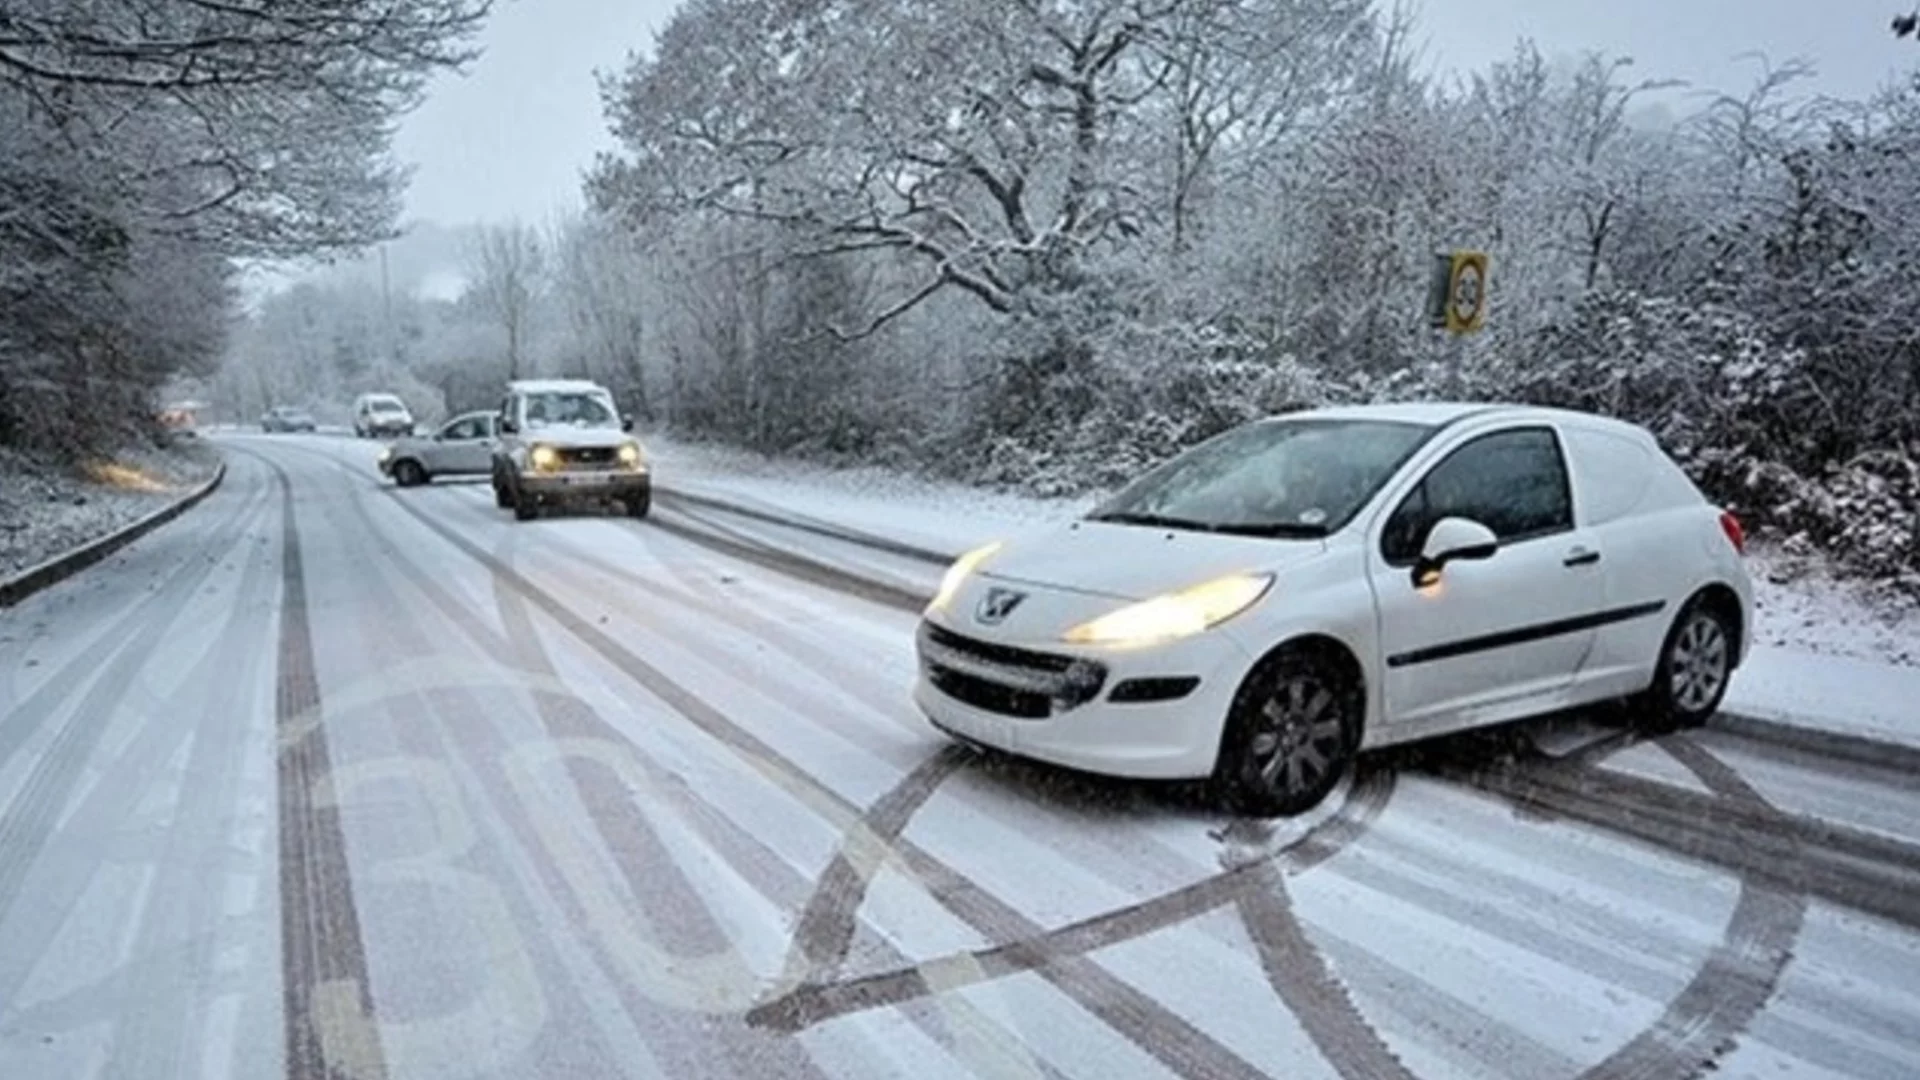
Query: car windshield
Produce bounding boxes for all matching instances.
[1088,419,1433,538]
[368,398,404,413]
[523,391,617,429]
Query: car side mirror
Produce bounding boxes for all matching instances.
[621,415,634,432]
[499,418,518,435]
[1412,517,1499,587]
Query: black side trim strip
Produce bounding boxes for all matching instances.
[1387,600,1667,668]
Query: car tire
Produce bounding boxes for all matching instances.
[493,479,513,508]
[1635,594,1736,734]
[1215,644,1362,817]
[512,487,539,521]
[392,460,427,488]
[624,490,651,519]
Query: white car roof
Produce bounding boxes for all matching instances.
[509,378,610,394]
[1276,401,1652,439]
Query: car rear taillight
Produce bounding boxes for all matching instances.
[1718,510,1746,555]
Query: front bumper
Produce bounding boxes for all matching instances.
[516,469,650,499]
[913,617,1255,780]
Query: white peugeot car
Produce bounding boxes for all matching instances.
[915,403,1753,816]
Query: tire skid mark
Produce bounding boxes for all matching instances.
[1458,749,1919,930]
[782,746,973,985]
[1237,861,1421,1080]
[380,472,1276,1079]
[534,530,926,740]
[257,451,389,1080]
[324,505,663,1077]
[0,468,270,929]
[748,765,1394,1047]
[1575,737,1808,1080]
[518,543,930,770]
[650,506,928,613]
[484,566,838,1080]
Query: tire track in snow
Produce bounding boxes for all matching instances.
[257,450,390,1080]
[1575,736,1806,1080]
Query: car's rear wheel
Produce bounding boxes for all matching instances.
[624,490,651,519]
[392,460,427,488]
[1216,644,1361,817]
[1637,594,1736,734]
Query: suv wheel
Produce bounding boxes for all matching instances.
[624,490,651,519]
[512,487,539,522]
[493,477,513,508]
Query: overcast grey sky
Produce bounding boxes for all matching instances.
[390,0,1918,227]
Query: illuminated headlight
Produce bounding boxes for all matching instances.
[618,440,644,469]
[928,541,1002,613]
[529,444,560,472]
[1062,573,1273,647]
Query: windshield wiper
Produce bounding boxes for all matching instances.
[1085,511,1219,533]
[1210,521,1330,539]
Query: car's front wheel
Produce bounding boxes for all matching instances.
[392,460,427,488]
[624,490,651,519]
[1637,594,1736,734]
[512,486,539,522]
[1216,644,1362,817]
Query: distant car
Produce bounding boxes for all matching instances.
[378,410,498,487]
[353,392,414,438]
[490,378,650,521]
[916,403,1754,816]
[261,406,317,433]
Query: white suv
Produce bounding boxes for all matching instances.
[353,392,414,439]
[490,379,651,521]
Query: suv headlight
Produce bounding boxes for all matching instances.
[1062,573,1272,647]
[529,444,560,472]
[618,440,644,469]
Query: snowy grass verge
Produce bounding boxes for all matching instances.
[0,437,224,582]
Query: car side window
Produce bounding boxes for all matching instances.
[444,417,479,440]
[1380,427,1574,563]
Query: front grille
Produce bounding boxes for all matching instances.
[917,622,1106,719]
[560,446,618,468]
[929,666,1051,719]
[923,623,1075,673]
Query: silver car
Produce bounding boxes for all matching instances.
[379,410,498,487]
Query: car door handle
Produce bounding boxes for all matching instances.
[1563,547,1601,568]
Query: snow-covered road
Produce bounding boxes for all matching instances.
[1,435,1916,1080]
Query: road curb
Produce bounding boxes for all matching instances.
[1709,711,1920,774]
[0,458,228,609]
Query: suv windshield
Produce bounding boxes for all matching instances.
[523,391,618,429]
[1088,419,1433,537]
[367,398,404,413]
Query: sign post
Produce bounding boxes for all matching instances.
[1425,250,1489,335]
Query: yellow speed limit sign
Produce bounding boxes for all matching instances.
[1426,250,1489,334]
